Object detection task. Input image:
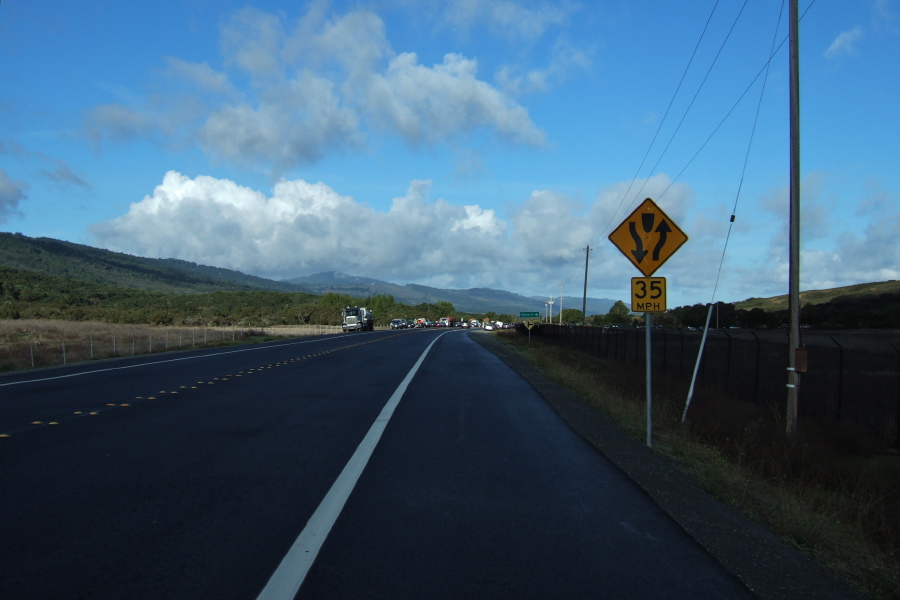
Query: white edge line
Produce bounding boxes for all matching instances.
[256,331,449,600]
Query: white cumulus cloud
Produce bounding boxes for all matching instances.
[0,168,27,223]
[91,169,899,308]
[824,26,864,59]
[84,5,544,172]
[89,171,512,284]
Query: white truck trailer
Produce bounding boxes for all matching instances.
[342,307,374,332]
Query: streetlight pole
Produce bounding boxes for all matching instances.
[547,298,554,324]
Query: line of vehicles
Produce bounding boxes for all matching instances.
[343,306,511,333]
[390,317,461,329]
[390,317,512,330]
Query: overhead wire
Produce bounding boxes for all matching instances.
[593,0,723,248]
[552,0,726,308]
[655,0,818,204]
[561,1,820,308]
[703,0,787,306]
[624,0,750,217]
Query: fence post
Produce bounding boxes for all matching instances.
[30,343,34,368]
[723,330,732,396]
[751,331,761,404]
[62,342,66,365]
[830,336,845,418]
[661,328,667,374]
[90,337,94,360]
[890,343,900,447]
[149,335,153,353]
[635,328,641,365]
[113,336,116,357]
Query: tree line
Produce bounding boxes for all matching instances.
[7,263,894,330]
[0,267,519,327]
[547,294,900,330]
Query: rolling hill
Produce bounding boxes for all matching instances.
[734,281,900,311]
[0,233,615,315]
[284,271,617,315]
[0,232,302,293]
[6,231,892,318]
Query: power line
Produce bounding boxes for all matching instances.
[628,0,750,207]
[560,1,820,305]
[590,0,724,249]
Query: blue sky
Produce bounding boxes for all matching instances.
[1,0,898,309]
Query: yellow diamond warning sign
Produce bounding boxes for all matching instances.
[608,198,688,276]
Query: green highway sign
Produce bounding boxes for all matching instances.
[520,312,541,318]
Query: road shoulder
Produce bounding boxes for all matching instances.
[469,330,866,600]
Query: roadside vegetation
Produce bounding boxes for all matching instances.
[0,266,520,330]
[0,319,299,371]
[494,329,900,600]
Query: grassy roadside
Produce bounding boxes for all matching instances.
[0,320,343,372]
[494,330,900,600]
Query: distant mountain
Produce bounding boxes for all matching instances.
[0,232,303,293]
[529,295,617,316]
[286,271,618,315]
[287,271,385,287]
[0,232,617,314]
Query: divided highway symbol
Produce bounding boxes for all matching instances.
[609,198,688,276]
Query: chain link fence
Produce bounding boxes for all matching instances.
[525,324,900,447]
[0,323,344,371]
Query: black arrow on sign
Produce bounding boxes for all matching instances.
[653,219,671,261]
[629,221,647,263]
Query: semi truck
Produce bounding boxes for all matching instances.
[342,307,374,332]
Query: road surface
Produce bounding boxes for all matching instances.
[1,329,752,598]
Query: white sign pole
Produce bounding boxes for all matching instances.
[646,312,652,447]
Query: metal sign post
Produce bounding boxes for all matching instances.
[609,198,688,447]
[645,312,652,447]
[520,313,540,345]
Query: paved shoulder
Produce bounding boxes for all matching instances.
[469,331,866,600]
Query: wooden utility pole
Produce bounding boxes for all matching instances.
[786,0,801,435]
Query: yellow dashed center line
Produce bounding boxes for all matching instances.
[11,332,410,439]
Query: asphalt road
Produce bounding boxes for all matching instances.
[1,328,755,599]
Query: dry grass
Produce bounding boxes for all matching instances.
[496,329,900,599]
[0,319,343,371]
